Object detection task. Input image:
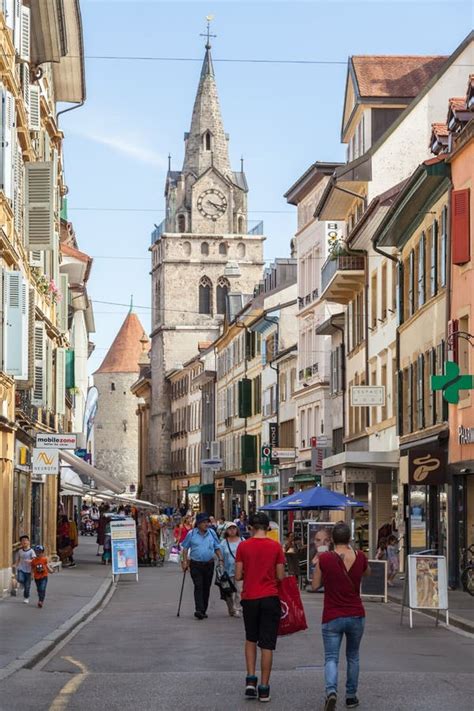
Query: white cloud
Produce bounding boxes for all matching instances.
[72,128,166,168]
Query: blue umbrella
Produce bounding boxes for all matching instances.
[260,485,364,511]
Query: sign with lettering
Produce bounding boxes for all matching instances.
[269,422,279,448]
[32,448,59,476]
[458,425,474,444]
[408,448,447,485]
[36,433,77,450]
[350,386,385,406]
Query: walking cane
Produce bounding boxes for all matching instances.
[177,568,187,617]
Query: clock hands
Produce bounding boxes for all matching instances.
[206,199,226,212]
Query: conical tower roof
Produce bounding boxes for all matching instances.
[94,312,148,375]
[182,42,231,178]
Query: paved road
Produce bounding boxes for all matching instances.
[0,563,472,710]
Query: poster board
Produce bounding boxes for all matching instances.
[307,522,335,580]
[110,519,138,581]
[408,555,448,610]
[361,560,387,602]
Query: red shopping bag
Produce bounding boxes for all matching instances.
[278,575,308,636]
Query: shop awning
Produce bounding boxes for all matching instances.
[60,467,86,495]
[292,473,318,484]
[187,483,215,494]
[59,450,125,494]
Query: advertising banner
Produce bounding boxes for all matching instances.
[408,555,448,610]
[110,519,138,580]
[307,522,335,580]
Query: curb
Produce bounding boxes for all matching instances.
[387,593,474,634]
[0,577,115,682]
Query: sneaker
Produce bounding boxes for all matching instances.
[68,562,77,568]
[258,685,271,703]
[23,598,29,604]
[194,611,204,620]
[346,697,359,708]
[38,602,43,608]
[324,693,337,711]
[245,675,258,699]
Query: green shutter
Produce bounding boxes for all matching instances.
[66,349,75,389]
[241,434,257,474]
[238,378,252,418]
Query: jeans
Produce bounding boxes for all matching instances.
[17,570,32,599]
[190,560,214,614]
[322,616,365,697]
[35,577,48,602]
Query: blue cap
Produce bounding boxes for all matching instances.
[34,545,44,553]
[195,513,210,525]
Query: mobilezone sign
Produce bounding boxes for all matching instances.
[36,434,77,450]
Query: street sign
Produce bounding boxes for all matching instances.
[272,448,295,459]
[312,436,330,449]
[32,448,59,476]
[36,433,77,450]
[350,386,385,406]
[201,458,222,467]
[261,445,271,458]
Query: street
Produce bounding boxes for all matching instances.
[0,561,472,711]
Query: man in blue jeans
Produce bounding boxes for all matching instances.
[312,522,370,710]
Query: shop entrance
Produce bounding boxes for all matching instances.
[31,483,43,546]
[406,484,447,554]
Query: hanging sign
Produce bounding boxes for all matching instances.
[350,386,385,406]
[36,433,77,449]
[110,519,138,581]
[408,448,447,485]
[32,448,59,476]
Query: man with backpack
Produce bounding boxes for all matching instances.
[181,513,224,620]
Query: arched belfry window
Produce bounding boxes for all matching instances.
[238,216,244,233]
[219,242,228,256]
[201,242,209,256]
[177,214,186,232]
[199,276,212,315]
[216,276,230,315]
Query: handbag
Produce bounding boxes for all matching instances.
[278,575,308,636]
[214,567,237,598]
[168,545,181,564]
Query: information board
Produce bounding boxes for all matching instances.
[408,555,448,610]
[361,559,387,602]
[110,519,138,581]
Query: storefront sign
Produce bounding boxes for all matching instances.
[269,422,279,448]
[458,425,474,444]
[110,519,138,579]
[272,448,295,459]
[36,433,77,450]
[262,475,279,484]
[32,448,59,476]
[431,361,474,404]
[408,448,447,485]
[350,386,385,406]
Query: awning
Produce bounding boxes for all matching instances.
[291,473,318,484]
[187,483,215,495]
[84,491,161,510]
[60,467,85,491]
[323,450,399,470]
[59,450,124,494]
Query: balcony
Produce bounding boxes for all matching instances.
[320,254,365,303]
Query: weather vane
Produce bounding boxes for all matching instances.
[200,14,216,49]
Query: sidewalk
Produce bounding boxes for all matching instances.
[387,577,474,633]
[0,537,112,676]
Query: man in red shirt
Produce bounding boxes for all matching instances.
[235,512,285,703]
[312,522,370,711]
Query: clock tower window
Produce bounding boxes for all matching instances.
[219,242,228,256]
[177,214,186,232]
[216,277,230,315]
[201,242,209,256]
[203,130,212,151]
[199,276,212,315]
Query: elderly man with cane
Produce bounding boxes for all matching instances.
[180,513,224,620]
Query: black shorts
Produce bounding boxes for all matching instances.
[241,596,281,650]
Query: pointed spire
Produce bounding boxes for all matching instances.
[94,312,148,375]
[183,31,231,178]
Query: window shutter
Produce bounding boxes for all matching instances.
[451,189,470,265]
[397,261,404,324]
[3,270,28,379]
[238,378,252,418]
[13,146,24,241]
[447,319,459,363]
[25,161,54,250]
[65,348,75,389]
[54,348,66,415]
[29,250,43,268]
[417,353,424,429]
[57,272,68,332]
[408,250,415,316]
[430,221,438,297]
[32,320,46,405]
[241,434,257,474]
[440,206,448,286]
[418,232,425,307]
[20,62,29,112]
[429,347,436,426]
[52,231,60,288]
[13,0,21,50]
[45,338,53,411]
[1,89,14,201]
[397,370,403,436]
[4,0,14,30]
[19,4,30,61]
[29,84,40,131]
[408,363,414,433]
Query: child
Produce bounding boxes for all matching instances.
[386,535,400,586]
[15,535,36,604]
[375,537,387,561]
[31,545,53,608]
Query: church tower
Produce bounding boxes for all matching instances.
[148,33,264,503]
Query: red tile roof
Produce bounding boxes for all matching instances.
[431,122,449,137]
[448,97,467,112]
[352,55,447,98]
[94,312,148,374]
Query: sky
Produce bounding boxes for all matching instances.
[61,0,473,373]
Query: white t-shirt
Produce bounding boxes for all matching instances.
[17,547,36,573]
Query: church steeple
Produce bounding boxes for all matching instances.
[182,35,231,178]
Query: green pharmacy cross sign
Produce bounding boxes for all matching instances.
[431,361,474,404]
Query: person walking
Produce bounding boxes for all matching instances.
[311,522,370,711]
[174,515,193,545]
[220,522,243,617]
[181,513,224,620]
[386,535,400,586]
[235,511,249,538]
[15,535,35,604]
[235,512,286,703]
[31,545,53,608]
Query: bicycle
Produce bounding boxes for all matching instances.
[460,544,474,596]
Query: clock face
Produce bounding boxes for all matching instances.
[197,188,228,221]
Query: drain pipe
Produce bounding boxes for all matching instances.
[57,100,85,123]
